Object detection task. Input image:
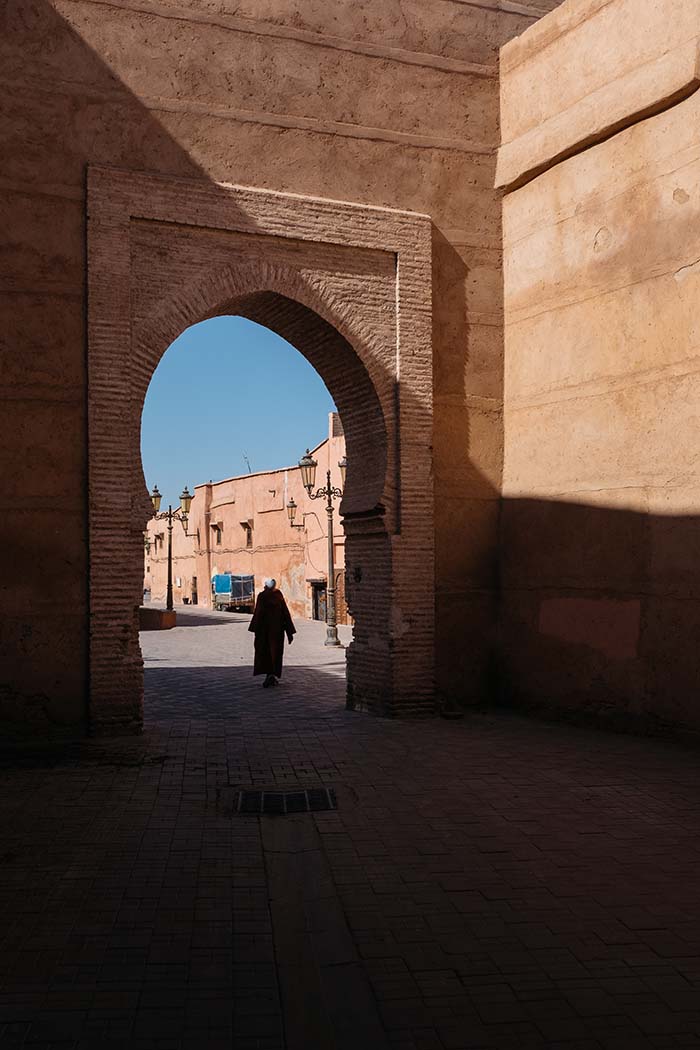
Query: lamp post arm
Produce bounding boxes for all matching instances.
[307,487,344,503]
[307,486,327,502]
[152,507,188,532]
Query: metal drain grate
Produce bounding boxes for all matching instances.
[236,787,337,815]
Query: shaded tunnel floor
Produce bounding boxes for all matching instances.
[1,608,700,1047]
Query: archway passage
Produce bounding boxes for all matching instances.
[87,167,434,733]
[141,314,347,618]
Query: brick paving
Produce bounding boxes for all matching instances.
[2,607,700,1048]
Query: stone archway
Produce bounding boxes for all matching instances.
[87,166,433,734]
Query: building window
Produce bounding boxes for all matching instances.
[216,527,222,546]
[211,522,223,546]
[241,521,253,548]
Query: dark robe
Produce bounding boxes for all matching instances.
[248,587,296,677]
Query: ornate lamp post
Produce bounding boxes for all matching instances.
[288,451,346,647]
[149,485,192,612]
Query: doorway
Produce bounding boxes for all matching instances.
[311,583,328,622]
[86,167,435,732]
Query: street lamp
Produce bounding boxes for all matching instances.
[150,485,192,612]
[293,449,345,647]
[286,497,304,530]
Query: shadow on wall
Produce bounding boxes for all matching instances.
[2,0,206,733]
[498,499,700,734]
[431,226,503,709]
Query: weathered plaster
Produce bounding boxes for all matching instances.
[497,0,700,191]
[499,0,700,730]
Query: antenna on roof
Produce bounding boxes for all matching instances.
[242,452,252,474]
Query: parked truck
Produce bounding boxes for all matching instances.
[211,573,255,613]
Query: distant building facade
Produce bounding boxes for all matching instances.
[144,414,348,624]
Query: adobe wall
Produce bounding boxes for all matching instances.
[144,430,347,621]
[3,0,559,733]
[498,0,700,729]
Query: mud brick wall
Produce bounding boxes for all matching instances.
[2,0,560,733]
[498,0,700,730]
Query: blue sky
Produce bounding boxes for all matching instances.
[141,316,336,509]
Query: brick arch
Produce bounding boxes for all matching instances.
[134,263,394,526]
[134,266,395,714]
[87,168,434,733]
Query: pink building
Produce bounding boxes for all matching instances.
[144,414,347,623]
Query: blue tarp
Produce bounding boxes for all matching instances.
[212,573,254,598]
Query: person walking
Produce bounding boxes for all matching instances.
[248,578,296,688]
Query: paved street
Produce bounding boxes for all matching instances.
[2,608,700,1048]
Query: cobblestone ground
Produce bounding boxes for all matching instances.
[2,607,700,1048]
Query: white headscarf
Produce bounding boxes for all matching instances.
[264,578,276,589]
